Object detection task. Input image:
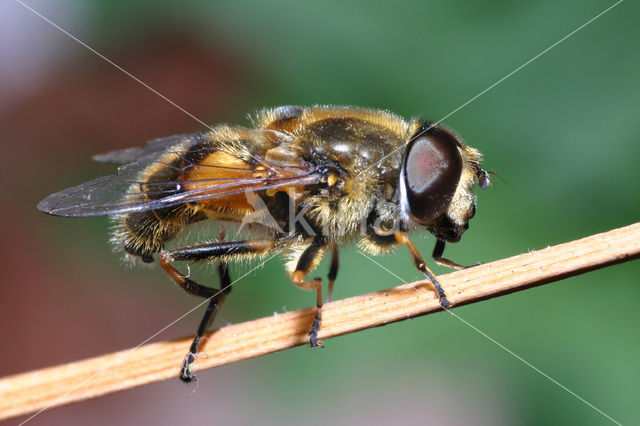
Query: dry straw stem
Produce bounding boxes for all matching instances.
[2,223,639,421]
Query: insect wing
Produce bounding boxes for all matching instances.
[38,133,320,218]
[91,134,195,164]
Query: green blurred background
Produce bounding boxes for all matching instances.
[1,0,638,424]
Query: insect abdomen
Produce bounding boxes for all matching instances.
[112,140,209,262]
[113,206,205,263]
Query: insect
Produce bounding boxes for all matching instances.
[38,105,490,382]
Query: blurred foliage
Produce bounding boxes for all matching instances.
[5,0,639,425]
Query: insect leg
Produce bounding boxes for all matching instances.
[160,239,275,381]
[432,238,466,270]
[395,232,450,308]
[180,263,231,382]
[327,248,339,303]
[291,236,328,347]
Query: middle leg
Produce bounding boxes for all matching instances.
[290,236,329,347]
[326,248,339,303]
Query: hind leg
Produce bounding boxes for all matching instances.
[160,239,275,381]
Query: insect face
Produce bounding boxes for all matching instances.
[400,124,485,244]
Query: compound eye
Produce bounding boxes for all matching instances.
[402,127,463,224]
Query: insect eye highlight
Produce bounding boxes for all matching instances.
[402,128,463,224]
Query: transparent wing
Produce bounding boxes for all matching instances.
[92,134,192,164]
[38,133,319,218]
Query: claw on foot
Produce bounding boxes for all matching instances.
[309,316,324,347]
[309,335,324,348]
[439,295,451,309]
[180,353,197,383]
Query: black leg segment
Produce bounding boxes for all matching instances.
[180,262,232,383]
[168,239,274,263]
[327,248,339,303]
[432,238,467,270]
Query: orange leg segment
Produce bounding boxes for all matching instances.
[395,232,451,308]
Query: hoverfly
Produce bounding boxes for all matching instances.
[38,105,490,382]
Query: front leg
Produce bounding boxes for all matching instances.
[395,232,451,308]
[290,236,329,347]
[432,238,467,270]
